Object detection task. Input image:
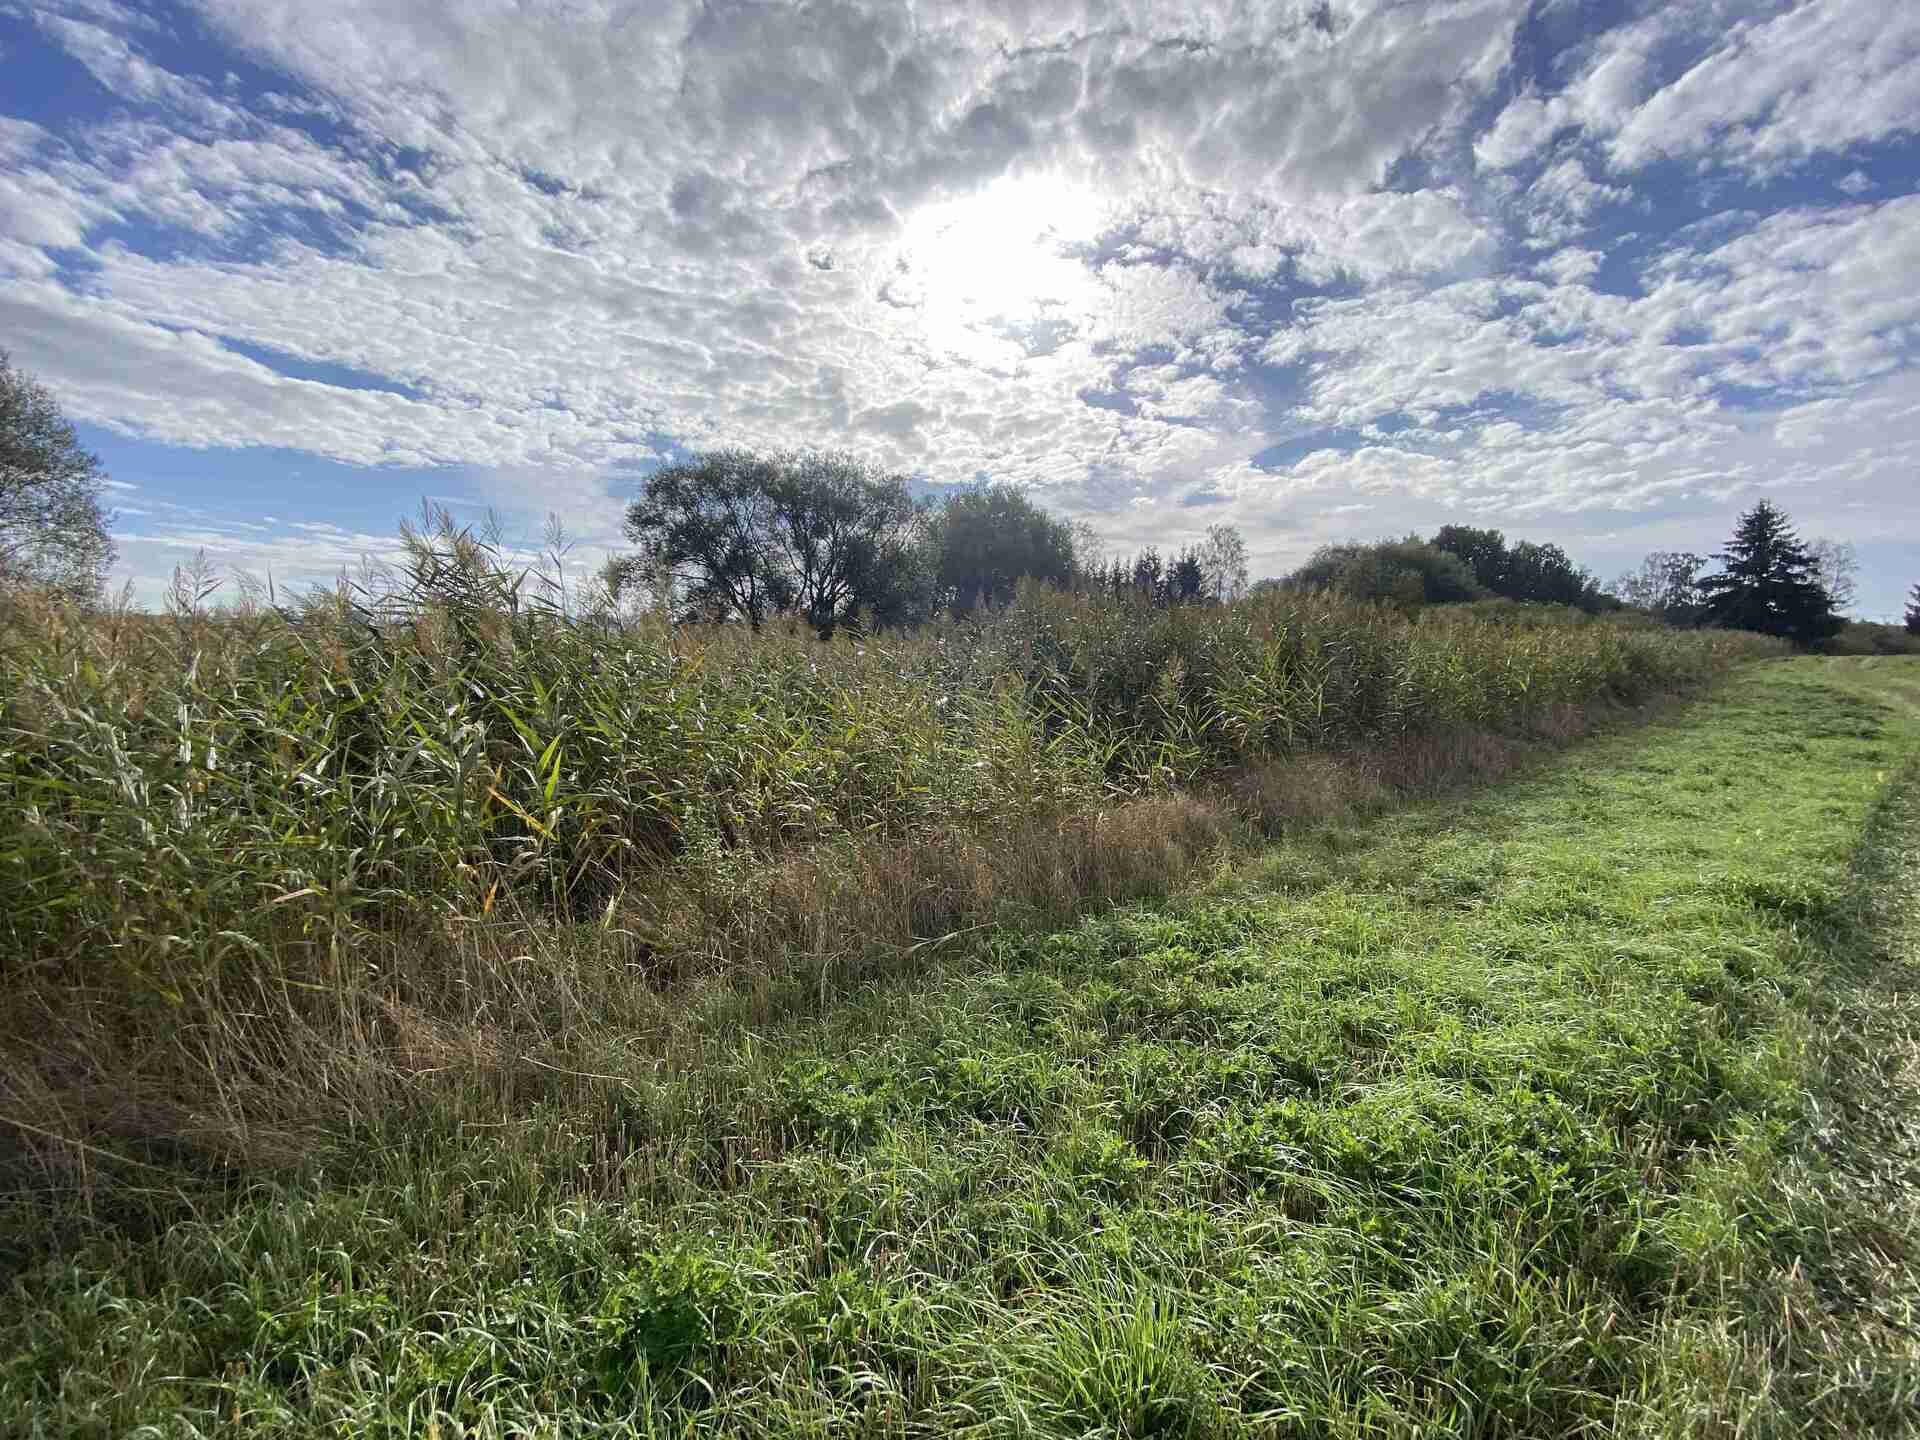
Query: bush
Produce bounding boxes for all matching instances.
[1280,538,1483,609]
[1432,525,1609,611]
[1822,621,1920,657]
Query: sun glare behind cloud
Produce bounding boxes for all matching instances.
[895,176,1109,364]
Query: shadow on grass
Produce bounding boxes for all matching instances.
[1752,750,1920,1433]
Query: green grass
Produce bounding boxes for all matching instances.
[5,658,1918,1437]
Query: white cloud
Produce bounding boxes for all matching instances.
[1474,3,1674,170]
[0,0,1916,611]
[1128,187,1497,286]
[1536,247,1601,286]
[33,12,246,131]
[0,279,585,468]
[1481,0,1920,179]
[1269,195,1920,440]
[0,0,1537,507]
[1608,0,1920,173]
[1645,197,1920,390]
[1474,94,1563,172]
[1521,155,1631,246]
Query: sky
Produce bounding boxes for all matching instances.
[2,0,1917,617]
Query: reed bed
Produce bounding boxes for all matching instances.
[0,529,1780,1208]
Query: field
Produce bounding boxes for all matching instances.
[3,575,1917,1435]
[0,552,1771,1192]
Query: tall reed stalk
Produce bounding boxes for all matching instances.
[0,524,1782,1199]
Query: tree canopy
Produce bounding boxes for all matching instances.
[1806,537,1859,614]
[1197,522,1249,603]
[1428,525,1509,593]
[1081,542,1212,607]
[1905,583,1919,636]
[925,483,1074,616]
[1168,546,1205,604]
[1612,551,1708,625]
[1697,499,1842,647]
[1431,524,1607,611]
[1283,538,1483,609]
[0,351,116,599]
[619,449,927,636]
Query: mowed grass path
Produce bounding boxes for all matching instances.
[7,659,1919,1438]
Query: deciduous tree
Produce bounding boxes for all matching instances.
[1432,523,1604,610]
[1806,537,1859,613]
[1430,524,1509,594]
[617,450,792,627]
[620,449,927,636]
[1068,519,1106,588]
[925,483,1074,616]
[1197,521,1249,602]
[1285,537,1483,608]
[0,351,116,599]
[1612,551,1708,625]
[1503,539,1602,608]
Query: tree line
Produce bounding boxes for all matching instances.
[607,447,1252,634]
[1269,503,1875,648]
[610,449,1877,650]
[1,349,1912,649]
[1268,527,1613,612]
[1606,501,1856,648]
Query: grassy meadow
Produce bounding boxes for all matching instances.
[3,540,1917,1436]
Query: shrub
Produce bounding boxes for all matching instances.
[1823,621,1920,657]
[1280,538,1483,609]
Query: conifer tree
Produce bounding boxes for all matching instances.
[1905,582,1920,636]
[1168,546,1205,604]
[1697,499,1842,647]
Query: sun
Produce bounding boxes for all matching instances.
[895,175,1107,361]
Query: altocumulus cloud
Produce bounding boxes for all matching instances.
[0,0,1916,612]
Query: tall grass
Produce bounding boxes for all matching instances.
[6,658,1908,1438]
[0,522,1779,1211]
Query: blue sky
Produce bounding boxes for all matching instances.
[2,0,1916,616]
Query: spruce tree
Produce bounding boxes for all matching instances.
[1906,583,1920,636]
[1697,499,1842,647]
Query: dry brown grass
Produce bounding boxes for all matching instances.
[1222,700,1606,838]
[1227,754,1392,834]
[651,791,1236,976]
[0,792,1244,1217]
